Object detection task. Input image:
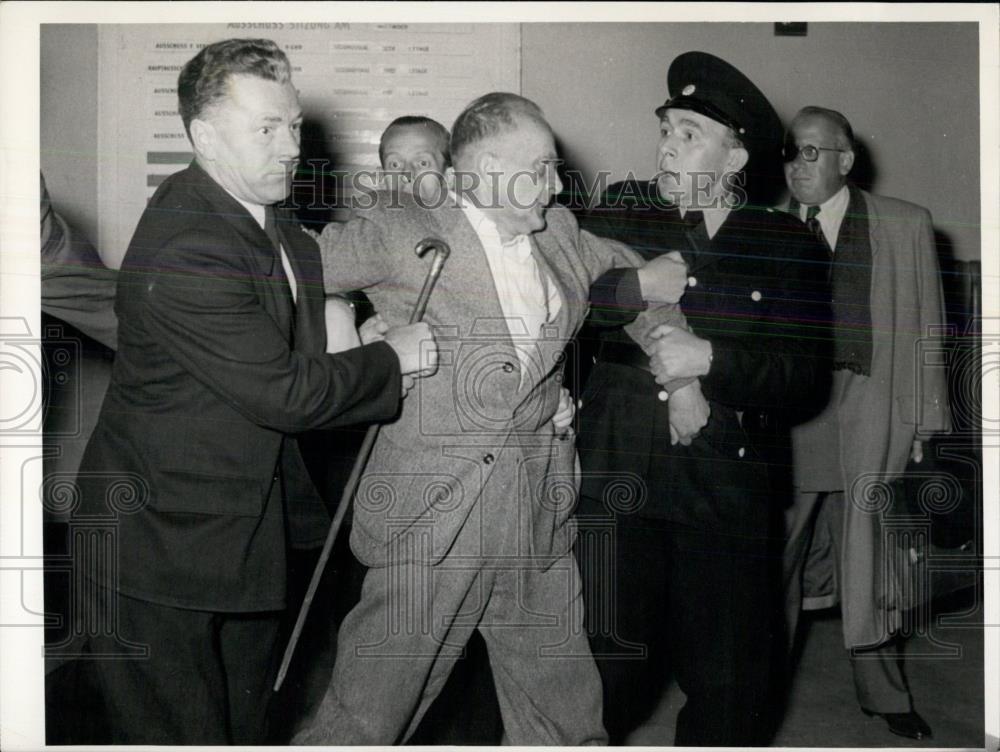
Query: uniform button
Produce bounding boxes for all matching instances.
[688,275,698,288]
[657,390,669,402]
[738,447,746,458]
[502,361,515,373]
[483,453,495,465]
[577,399,584,409]
[751,290,762,302]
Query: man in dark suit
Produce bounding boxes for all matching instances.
[574,52,831,745]
[76,38,433,745]
[781,106,951,741]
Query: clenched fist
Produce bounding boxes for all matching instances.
[648,324,712,382]
[637,251,688,304]
[385,322,437,376]
[667,380,710,446]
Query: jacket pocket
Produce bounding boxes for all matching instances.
[154,469,264,517]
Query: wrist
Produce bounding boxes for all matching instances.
[636,266,650,300]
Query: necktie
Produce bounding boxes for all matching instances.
[264,204,296,327]
[265,205,294,289]
[806,205,830,253]
[264,205,283,257]
[680,209,703,232]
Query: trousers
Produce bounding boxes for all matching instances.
[86,587,281,744]
[576,508,777,745]
[783,490,912,713]
[293,493,606,746]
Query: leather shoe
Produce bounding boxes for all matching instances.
[863,709,933,740]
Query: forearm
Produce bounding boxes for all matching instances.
[143,236,402,433]
[589,267,645,327]
[317,215,388,294]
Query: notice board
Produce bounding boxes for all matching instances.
[96,22,521,267]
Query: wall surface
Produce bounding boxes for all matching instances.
[40,22,982,262]
[522,22,981,262]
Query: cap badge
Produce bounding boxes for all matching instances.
[682,84,696,96]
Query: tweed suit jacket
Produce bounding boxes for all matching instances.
[77,161,402,612]
[318,191,643,568]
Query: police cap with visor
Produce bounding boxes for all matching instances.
[656,51,781,156]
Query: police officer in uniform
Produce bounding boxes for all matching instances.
[575,52,831,745]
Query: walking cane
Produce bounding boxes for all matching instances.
[273,237,451,691]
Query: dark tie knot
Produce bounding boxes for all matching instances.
[680,209,703,231]
[805,204,829,253]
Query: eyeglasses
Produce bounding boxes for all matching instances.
[782,141,847,163]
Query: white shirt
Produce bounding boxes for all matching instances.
[229,193,298,304]
[798,183,850,252]
[457,196,562,380]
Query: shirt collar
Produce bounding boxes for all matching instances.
[799,183,849,223]
[453,191,532,256]
[702,206,731,239]
[680,205,731,240]
[223,187,267,230]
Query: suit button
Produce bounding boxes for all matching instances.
[738,447,746,458]
[483,453,495,465]
[657,390,669,402]
[502,361,515,373]
[751,290,762,302]
[688,275,698,288]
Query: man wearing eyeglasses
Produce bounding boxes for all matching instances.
[781,106,952,741]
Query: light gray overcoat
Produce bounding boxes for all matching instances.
[789,188,952,649]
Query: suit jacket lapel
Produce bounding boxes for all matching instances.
[186,163,296,341]
[276,211,324,353]
[432,202,521,406]
[529,231,571,335]
[435,202,513,336]
[189,161,277,278]
[859,188,882,258]
[525,234,576,411]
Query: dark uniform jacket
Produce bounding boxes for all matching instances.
[77,161,402,612]
[577,181,831,535]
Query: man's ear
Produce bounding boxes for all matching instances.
[726,145,749,175]
[474,151,504,201]
[477,150,499,182]
[189,118,218,161]
[839,149,855,177]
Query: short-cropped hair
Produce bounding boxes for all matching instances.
[450,92,549,164]
[794,106,855,151]
[379,116,452,168]
[178,38,292,139]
